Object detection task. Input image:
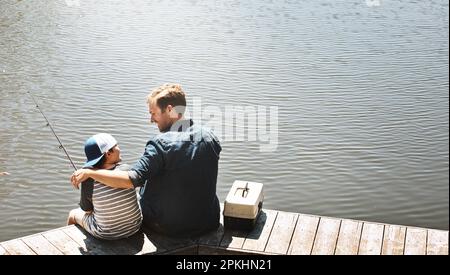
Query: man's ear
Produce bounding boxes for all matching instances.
[167,105,178,118]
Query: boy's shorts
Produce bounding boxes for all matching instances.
[71,208,91,228]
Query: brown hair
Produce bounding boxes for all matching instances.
[147,83,186,114]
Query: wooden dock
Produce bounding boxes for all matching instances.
[1,207,448,255]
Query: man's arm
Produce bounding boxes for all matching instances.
[72,140,163,190]
[72,169,133,189]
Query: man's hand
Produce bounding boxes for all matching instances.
[0,172,10,176]
[71,169,92,189]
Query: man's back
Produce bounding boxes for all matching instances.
[129,120,221,237]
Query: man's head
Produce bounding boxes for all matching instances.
[83,133,122,169]
[147,83,187,132]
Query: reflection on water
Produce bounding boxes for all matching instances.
[0,0,448,241]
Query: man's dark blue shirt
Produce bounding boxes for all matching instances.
[128,119,221,237]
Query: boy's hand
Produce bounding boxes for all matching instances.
[71,169,92,189]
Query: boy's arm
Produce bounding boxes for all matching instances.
[72,169,133,189]
[79,178,94,211]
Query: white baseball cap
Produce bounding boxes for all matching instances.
[83,133,117,168]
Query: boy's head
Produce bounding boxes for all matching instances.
[83,133,121,169]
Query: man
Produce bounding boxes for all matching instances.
[71,84,222,237]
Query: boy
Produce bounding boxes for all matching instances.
[67,133,142,240]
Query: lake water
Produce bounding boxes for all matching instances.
[0,0,448,241]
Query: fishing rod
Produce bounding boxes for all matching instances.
[27,91,78,171]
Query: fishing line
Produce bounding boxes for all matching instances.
[27,91,78,171]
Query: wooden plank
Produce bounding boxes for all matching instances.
[101,238,143,255]
[197,204,225,247]
[358,223,384,255]
[311,217,341,255]
[141,227,196,254]
[335,220,363,255]
[404,228,427,255]
[22,234,63,255]
[42,228,85,255]
[123,231,160,255]
[154,237,196,254]
[0,244,10,255]
[193,225,225,247]
[199,245,245,255]
[427,230,448,255]
[160,245,198,255]
[198,245,275,255]
[265,211,298,254]
[288,214,319,255]
[1,239,36,255]
[381,225,406,255]
[66,225,143,255]
[220,229,247,249]
[61,225,118,255]
[242,209,278,252]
